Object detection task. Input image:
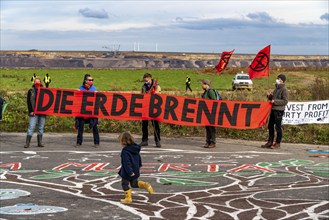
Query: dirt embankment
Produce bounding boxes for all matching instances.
[1,50,328,69]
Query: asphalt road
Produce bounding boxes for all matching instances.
[0,132,328,220]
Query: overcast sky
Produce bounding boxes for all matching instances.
[1,0,328,55]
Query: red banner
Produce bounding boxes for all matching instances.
[248,45,270,79]
[35,88,272,129]
[215,49,235,74]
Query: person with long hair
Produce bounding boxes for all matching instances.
[118,132,154,203]
[24,77,46,148]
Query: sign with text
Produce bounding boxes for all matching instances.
[34,88,272,129]
[283,100,329,125]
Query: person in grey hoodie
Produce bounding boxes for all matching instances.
[261,74,289,149]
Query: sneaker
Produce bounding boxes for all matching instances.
[203,143,209,148]
[261,141,273,148]
[156,141,161,148]
[140,141,148,146]
[94,144,99,148]
[271,142,280,149]
[75,143,81,148]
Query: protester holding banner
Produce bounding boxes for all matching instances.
[140,73,162,148]
[24,77,46,148]
[201,79,217,148]
[118,132,154,203]
[75,74,100,147]
[261,74,289,149]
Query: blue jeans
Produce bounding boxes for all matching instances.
[27,115,46,136]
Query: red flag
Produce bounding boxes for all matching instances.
[215,49,235,74]
[248,45,271,79]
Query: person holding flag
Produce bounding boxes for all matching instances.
[261,74,289,149]
[140,73,162,148]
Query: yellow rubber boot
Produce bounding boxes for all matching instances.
[138,181,154,194]
[120,189,132,203]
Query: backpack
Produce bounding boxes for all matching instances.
[212,89,222,100]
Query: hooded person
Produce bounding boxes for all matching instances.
[75,73,99,147]
[118,132,154,203]
[24,77,46,148]
[261,74,289,149]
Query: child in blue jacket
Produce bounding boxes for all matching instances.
[118,132,154,203]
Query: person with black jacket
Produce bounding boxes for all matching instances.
[261,74,289,149]
[118,132,154,203]
[24,77,46,148]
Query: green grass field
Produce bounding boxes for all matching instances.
[2,67,327,92]
[0,67,328,144]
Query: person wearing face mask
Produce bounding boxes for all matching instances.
[75,74,100,147]
[261,74,289,149]
[140,73,162,148]
[24,77,46,148]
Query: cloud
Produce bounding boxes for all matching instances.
[175,17,183,22]
[78,8,109,19]
[173,12,284,31]
[246,12,276,23]
[320,13,329,21]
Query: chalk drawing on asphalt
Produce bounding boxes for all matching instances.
[0,149,328,219]
[0,203,67,215]
[0,189,30,200]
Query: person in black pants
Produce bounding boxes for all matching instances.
[261,74,289,149]
[118,132,154,203]
[140,73,161,148]
[185,75,192,93]
[75,74,100,147]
